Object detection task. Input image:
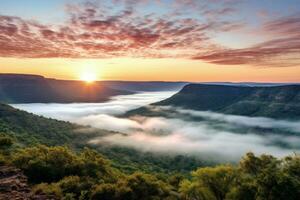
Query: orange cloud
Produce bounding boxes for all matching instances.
[0,1,299,67]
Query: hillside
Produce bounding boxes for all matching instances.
[0,95,299,200]
[128,84,300,119]
[0,74,188,103]
[1,144,299,200]
[0,103,98,146]
[0,103,207,173]
[0,74,132,103]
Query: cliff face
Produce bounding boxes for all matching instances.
[153,84,300,119]
[0,165,57,200]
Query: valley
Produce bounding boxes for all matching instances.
[0,76,299,200]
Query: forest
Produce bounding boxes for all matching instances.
[1,133,299,200]
[1,103,300,199]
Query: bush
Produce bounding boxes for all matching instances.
[32,183,62,198]
[57,176,94,199]
[91,183,130,200]
[179,153,300,200]
[11,145,112,183]
[0,134,13,148]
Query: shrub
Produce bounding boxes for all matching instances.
[12,145,112,183]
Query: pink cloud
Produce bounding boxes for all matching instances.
[194,14,300,67]
[0,1,299,67]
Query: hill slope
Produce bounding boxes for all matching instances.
[0,73,188,103]
[0,74,132,103]
[0,103,100,146]
[0,103,207,173]
[130,84,300,119]
[101,81,188,92]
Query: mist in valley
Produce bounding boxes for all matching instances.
[12,92,300,162]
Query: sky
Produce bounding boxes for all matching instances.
[0,0,300,82]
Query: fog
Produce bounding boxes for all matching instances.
[12,92,300,161]
[12,92,175,121]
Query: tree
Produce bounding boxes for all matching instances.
[0,134,13,148]
[179,180,216,200]
[180,165,237,200]
[234,153,300,200]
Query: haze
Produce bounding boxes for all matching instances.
[12,92,300,162]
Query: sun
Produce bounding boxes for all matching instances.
[80,72,97,83]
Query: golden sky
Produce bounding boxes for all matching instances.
[0,0,300,82]
[1,57,299,82]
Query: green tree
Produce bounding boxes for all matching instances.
[11,145,113,183]
[0,134,13,148]
[179,179,216,200]
[91,182,131,200]
[191,165,237,200]
[231,153,300,200]
[125,172,171,200]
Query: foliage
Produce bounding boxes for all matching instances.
[0,103,208,175]
[1,139,299,200]
[0,134,13,148]
[1,103,299,199]
[91,172,174,200]
[9,145,176,199]
[180,152,300,200]
[32,183,63,198]
[153,84,300,119]
[96,145,210,174]
[0,103,80,146]
[0,133,14,164]
[11,145,116,183]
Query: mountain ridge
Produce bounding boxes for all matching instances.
[0,74,133,103]
[0,73,188,103]
[128,83,300,119]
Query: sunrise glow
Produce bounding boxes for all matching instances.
[0,0,299,82]
[0,1,300,198]
[80,72,97,83]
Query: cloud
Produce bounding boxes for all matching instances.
[11,92,300,162]
[0,0,241,60]
[176,108,300,132]
[1,1,300,67]
[194,14,300,67]
[78,114,141,133]
[11,91,176,120]
[89,115,299,162]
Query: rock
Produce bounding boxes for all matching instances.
[0,165,57,200]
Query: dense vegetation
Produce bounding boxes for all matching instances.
[0,103,98,146]
[1,137,299,200]
[1,102,299,199]
[0,103,210,174]
[128,84,300,119]
[94,145,211,174]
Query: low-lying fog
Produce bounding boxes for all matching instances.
[12,91,300,162]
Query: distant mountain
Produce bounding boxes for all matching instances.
[194,82,300,87]
[129,84,300,119]
[0,74,133,103]
[0,74,188,103]
[101,81,188,92]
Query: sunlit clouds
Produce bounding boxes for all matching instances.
[0,0,300,67]
[1,0,300,82]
